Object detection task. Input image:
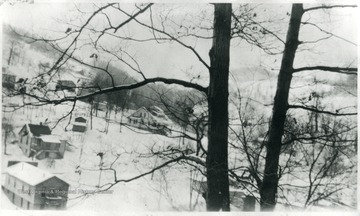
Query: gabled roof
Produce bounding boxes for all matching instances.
[27,124,51,137]
[148,106,166,117]
[127,107,148,118]
[5,162,69,186]
[128,106,172,125]
[74,116,87,123]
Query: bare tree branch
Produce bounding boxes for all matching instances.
[288,104,357,116]
[304,4,357,13]
[293,66,357,75]
[116,7,210,70]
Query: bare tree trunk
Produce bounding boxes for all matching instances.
[90,103,93,130]
[260,4,304,211]
[206,3,231,211]
[3,130,8,155]
[8,45,14,66]
[119,109,124,133]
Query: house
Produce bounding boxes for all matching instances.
[2,162,69,210]
[2,67,16,90]
[18,123,66,160]
[72,117,87,133]
[127,106,172,135]
[55,80,76,93]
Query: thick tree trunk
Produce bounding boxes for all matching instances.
[260,4,303,211]
[206,3,231,211]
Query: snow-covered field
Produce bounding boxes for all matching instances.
[1,28,356,212]
[1,96,207,211]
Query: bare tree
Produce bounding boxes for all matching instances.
[260,4,357,211]
[6,3,233,211]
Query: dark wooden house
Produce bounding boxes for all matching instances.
[18,124,66,160]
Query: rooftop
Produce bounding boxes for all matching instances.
[5,162,68,186]
[39,135,61,143]
[28,124,51,137]
[57,80,76,88]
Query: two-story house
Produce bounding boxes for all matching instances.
[2,162,69,210]
[127,106,172,135]
[18,123,66,160]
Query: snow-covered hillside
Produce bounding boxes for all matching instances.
[1,24,356,212]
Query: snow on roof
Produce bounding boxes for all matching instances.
[149,106,164,115]
[5,162,61,186]
[128,106,173,125]
[39,135,61,143]
[73,122,87,126]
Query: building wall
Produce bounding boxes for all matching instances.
[35,140,65,160]
[128,108,157,129]
[3,174,36,209]
[58,141,66,158]
[18,127,32,157]
[33,177,69,210]
[72,125,86,132]
[2,74,16,89]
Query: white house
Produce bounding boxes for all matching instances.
[2,162,69,210]
[127,106,172,135]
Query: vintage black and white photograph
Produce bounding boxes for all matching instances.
[0,1,358,213]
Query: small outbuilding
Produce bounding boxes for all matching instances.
[72,117,87,133]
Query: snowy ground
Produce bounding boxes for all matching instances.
[1,83,357,212]
[1,96,207,212]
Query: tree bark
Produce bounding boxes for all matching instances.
[206,3,232,211]
[260,4,304,211]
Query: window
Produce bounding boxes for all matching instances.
[22,185,24,192]
[27,201,30,210]
[20,198,23,207]
[14,179,16,188]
